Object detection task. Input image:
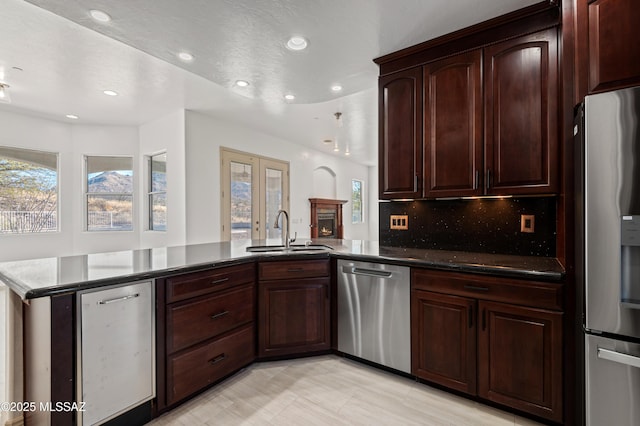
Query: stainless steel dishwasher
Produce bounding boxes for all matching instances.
[337,259,410,373]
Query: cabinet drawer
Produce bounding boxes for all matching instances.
[412,269,562,311]
[167,284,254,354]
[166,263,254,303]
[167,324,254,405]
[259,259,330,280]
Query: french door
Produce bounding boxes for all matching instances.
[221,148,289,241]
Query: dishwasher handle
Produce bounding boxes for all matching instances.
[342,265,393,278]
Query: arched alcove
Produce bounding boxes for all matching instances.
[312,166,337,199]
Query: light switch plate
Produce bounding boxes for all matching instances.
[390,215,409,230]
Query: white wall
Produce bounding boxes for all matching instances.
[139,110,187,248]
[368,164,379,240]
[185,110,372,243]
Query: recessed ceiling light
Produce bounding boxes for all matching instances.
[284,94,295,101]
[65,114,79,120]
[177,52,194,62]
[89,9,111,23]
[286,36,308,51]
[235,80,250,87]
[103,90,118,96]
[331,85,343,92]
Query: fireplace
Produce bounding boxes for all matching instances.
[309,198,347,239]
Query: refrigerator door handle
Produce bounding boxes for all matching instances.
[597,347,640,369]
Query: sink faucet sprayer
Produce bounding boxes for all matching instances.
[274,210,297,248]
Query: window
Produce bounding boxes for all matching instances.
[0,147,58,233]
[220,148,289,241]
[352,179,364,224]
[148,153,167,231]
[85,156,133,231]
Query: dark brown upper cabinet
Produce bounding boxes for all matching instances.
[379,27,558,199]
[423,50,483,198]
[588,0,640,93]
[378,68,423,199]
[484,28,558,195]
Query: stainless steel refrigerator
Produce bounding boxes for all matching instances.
[579,85,640,426]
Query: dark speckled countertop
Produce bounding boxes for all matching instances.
[0,239,565,300]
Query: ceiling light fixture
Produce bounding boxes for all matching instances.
[235,80,250,87]
[177,52,194,62]
[286,36,308,51]
[89,9,111,23]
[103,90,118,96]
[66,114,79,120]
[0,83,11,104]
[284,94,295,101]
[331,85,343,92]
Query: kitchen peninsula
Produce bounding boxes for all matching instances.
[0,239,564,425]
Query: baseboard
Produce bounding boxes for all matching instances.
[4,415,24,426]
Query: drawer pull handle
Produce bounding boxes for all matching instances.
[463,285,489,292]
[98,293,139,305]
[210,310,229,320]
[208,353,227,365]
[287,268,305,272]
[210,278,229,285]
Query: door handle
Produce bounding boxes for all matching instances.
[597,347,640,369]
[210,278,229,285]
[486,169,491,189]
[482,308,487,331]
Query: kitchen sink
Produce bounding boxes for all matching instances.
[246,244,333,253]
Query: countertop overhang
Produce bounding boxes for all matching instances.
[0,239,565,300]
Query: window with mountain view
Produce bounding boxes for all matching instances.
[148,153,167,231]
[85,156,133,231]
[0,147,58,234]
[352,179,364,224]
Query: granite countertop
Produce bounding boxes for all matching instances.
[0,239,565,300]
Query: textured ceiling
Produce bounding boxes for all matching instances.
[1,0,541,165]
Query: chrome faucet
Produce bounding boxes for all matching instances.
[274,209,296,248]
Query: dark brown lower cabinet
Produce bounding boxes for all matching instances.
[411,269,563,423]
[478,301,563,422]
[411,290,477,394]
[258,259,331,358]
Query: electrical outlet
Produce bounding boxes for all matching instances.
[390,215,409,230]
[520,214,535,233]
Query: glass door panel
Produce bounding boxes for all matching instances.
[264,167,283,240]
[230,161,253,240]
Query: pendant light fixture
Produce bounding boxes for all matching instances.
[0,83,11,104]
[333,112,342,152]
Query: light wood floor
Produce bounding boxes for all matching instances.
[149,355,544,425]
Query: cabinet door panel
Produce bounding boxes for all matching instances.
[412,290,476,394]
[484,28,558,195]
[258,278,330,357]
[379,68,422,199]
[589,0,640,92]
[424,50,483,197]
[478,301,562,422]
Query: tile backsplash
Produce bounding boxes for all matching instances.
[379,197,556,257]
